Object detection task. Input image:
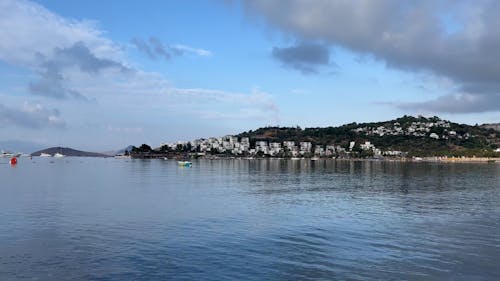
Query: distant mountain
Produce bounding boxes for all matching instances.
[31,147,108,157]
[102,145,134,156]
[0,140,44,154]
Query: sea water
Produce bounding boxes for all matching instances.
[1,158,499,280]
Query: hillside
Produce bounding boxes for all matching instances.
[31,147,108,157]
[481,123,500,132]
[238,115,499,157]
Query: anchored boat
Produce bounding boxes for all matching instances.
[177,161,192,167]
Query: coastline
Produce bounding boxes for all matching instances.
[129,152,499,163]
[418,156,499,163]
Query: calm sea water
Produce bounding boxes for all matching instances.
[1,157,499,280]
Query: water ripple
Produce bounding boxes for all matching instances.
[0,159,499,280]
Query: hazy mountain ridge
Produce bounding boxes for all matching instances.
[0,140,44,154]
[102,145,134,156]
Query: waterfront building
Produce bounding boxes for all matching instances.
[299,142,312,154]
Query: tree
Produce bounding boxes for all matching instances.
[359,149,375,158]
[139,144,152,152]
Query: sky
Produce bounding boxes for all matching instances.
[0,0,499,151]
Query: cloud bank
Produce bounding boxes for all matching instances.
[0,102,66,129]
[272,43,331,74]
[243,0,500,113]
[0,0,127,101]
[29,42,128,100]
[0,0,276,134]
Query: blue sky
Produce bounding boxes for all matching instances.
[0,0,499,151]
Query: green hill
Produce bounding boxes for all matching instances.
[238,115,499,157]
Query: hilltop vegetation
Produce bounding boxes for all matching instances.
[238,116,499,157]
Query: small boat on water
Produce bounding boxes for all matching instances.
[177,161,192,167]
[40,153,52,157]
[311,157,320,161]
[1,150,21,158]
[53,153,65,158]
[1,152,13,158]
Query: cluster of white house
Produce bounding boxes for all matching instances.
[353,120,471,140]
[160,136,404,157]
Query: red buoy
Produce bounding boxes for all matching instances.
[10,157,17,165]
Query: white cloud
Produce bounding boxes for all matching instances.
[170,44,213,57]
[161,87,280,123]
[131,37,213,60]
[0,0,279,130]
[0,0,123,66]
[242,0,500,113]
[0,101,66,129]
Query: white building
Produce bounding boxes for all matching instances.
[283,141,295,149]
[269,142,282,156]
[314,146,325,156]
[299,142,312,154]
[360,141,375,151]
[255,141,269,154]
[384,150,404,156]
[349,141,356,151]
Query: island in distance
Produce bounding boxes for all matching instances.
[31,147,108,157]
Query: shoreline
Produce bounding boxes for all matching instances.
[129,153,500,163]
[417,157,499,163]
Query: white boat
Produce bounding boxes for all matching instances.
[40,153,52,157]
[291,157,301,160]
[53,153,65,158]
[114,155,131,159]
[177,161,192,167]
[311,157,320,161]
[1,150,15,158]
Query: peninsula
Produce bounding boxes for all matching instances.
[130,115,500,160]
